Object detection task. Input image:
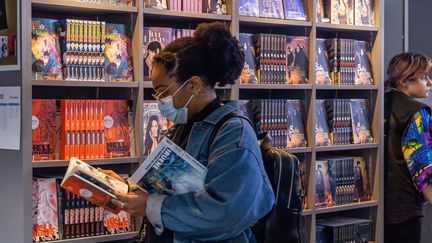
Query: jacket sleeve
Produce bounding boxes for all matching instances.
[146,118,275,241]
[401,108,432,193]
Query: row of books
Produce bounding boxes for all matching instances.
[143,27,194,77]
[31,18,133,82]
[32,177,133,242]
[315,157,371,208]
[316,38,373,85]
[246,99,307,148]
[141,98,372,154]
[73,0,134,6]
[145,0,228,14]
[317,0,375,26]
[239,33,309,84]
[316,216,374,243]
[32,99,131,161]
[239,0,306,20]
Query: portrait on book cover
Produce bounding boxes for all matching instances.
[143,102,167,157]
[283,0,306,20]
[32,179,60,241]
[354,157,371,201]
[239,0,259,17]
[31,23,62,80]
[32,99,57,160]
[105,36,133,82]
[286,37,308,84]
[104,100,131,158]
[315,160,333,208]
[315,40,331,85]
[239,33,257,84]
[331,0,353,25]
[355,0,373,26]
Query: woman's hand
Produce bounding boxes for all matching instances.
[111,190,149,216]
[97,168,125,182]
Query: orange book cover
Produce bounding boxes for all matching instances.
[60,100,70,160]
[32,99,57,161]
[80,100,86,159]
[74,100,81,159]
[103,100,130,158]
[90,100,97,159]
[61,157,129,214]
[99,100,106,159]
[70,100,76,158]
[85,100,92,159]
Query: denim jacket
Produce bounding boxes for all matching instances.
[146,101,275,243]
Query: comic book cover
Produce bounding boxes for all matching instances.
[239,0,259,17]
[31,18,63,80]
[316,0,325,22]
[259,0,284,19]
[286,100,307,148]
[355,0,374,26]
[0,36,7,58]
[32,99,57,161]
[239,33,257,84]
[315,39,331,85]
[103,210,132,234]
[330,0,354,25]
[143,27,172,78]
[143,101,168,157]
[315,100,331,146]
[354,40,373,85]
[286,36,309,84]
[353,157,371,202]
[32,178,61,242]
[130,137,207,195]
[350,99,373,144]
[283,0,306,20]
[300,161,309,210]
[203,0,228,14]
[104,23,133,82]
[144,0,167,9]
[103,100,131,158]
[315,160,333,208]
[112,0,135,6]
[61,157,129,214]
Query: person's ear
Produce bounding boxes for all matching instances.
[187,76,203,95]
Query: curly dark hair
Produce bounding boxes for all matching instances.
[152,22,245,87]
[385,52,431,90]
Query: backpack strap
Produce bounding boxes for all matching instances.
[208,111,254,147]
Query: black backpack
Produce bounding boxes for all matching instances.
[210,112,304,243]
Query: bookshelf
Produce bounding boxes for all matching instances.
[6,0,384,242]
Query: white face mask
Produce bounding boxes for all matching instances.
[153,79,194,125]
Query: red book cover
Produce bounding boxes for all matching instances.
[85,100,92,159]
[98,100,105,159]
[104,100,130,158]
[32,99,57,161]
[80,100,86,159]
[103,210,131,234]
[60,100,71,160]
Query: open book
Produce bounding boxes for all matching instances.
[61,157,129,214]
[62,137,207,214]
[129,137,207,195]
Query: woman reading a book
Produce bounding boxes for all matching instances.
[106,22,275,242]
[384,52,432,243]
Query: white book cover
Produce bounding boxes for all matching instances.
[130,137,207,195]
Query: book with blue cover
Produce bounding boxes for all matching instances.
[239,0,259,17]
[283,0,306,20]
[130,137,207,195]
